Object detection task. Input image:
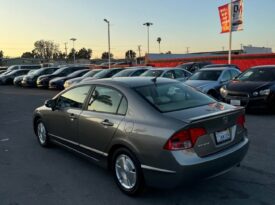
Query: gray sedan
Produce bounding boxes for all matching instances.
[33,77,249,195]
[185,67,241,99]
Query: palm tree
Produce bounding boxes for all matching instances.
[157,37,161,53]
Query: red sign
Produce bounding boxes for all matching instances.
[219,4,230,33]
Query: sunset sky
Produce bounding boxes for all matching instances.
[0,0,274,58]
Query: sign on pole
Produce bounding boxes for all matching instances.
[218,0,243,63]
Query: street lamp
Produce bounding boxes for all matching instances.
[70,38,77,64]
[143,22,153,55]
[104,18,111,69]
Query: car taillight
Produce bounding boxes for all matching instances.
[237,114,245,128]
[164,128,206,150]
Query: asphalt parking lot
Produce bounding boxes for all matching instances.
[0,86,275,205]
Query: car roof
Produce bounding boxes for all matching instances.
[80,76,176,88]
[148,67,181,71]
[199,67,237,71]
[250,65,275,69]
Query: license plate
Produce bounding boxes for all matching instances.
[230,99,241,106]
[215,129,231,144]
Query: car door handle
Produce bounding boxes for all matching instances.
[101,119,114,127]
[69,113,78,120]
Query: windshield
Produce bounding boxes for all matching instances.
[189,70,222,81]
[7,65,19,71]
[113,69,134,77]
[67,70,87,78]
[93,69,110,78]
[135,82,215,112]
[237,68,275,82]
[83,70,102,77]
[141,70,164,77]
[52,67,69,75]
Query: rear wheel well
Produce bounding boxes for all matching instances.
[107,144,133,170]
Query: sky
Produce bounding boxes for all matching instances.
[0,0,275,58]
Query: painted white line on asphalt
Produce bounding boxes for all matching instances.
[0,138,9,142]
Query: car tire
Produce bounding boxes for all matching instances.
[35,119,50,147]
[111,148,145,196]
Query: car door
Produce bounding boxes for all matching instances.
[45,85,92,144]
[78,85,127,155]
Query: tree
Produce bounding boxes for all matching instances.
[76,48,92,59]
[125,50,136,60]
[32,40,60,59]
[166,51,172,54]
[67,48,76,60]
[101,52,113,60]
[53,52,66,60]
[0,50,3,58]
[157,37,162,53]
[21,52,34,58]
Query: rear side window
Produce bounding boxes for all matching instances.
[132,69,147,76]
[56,86,91,109]
[162,71,175,79]
[88,86,123,114]
[117,97,128,115]
[135,82,215,112]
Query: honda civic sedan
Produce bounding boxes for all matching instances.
[33,77,249,195]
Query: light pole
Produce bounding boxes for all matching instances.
[143,22,153,55]
[70,38,77,64]
[104,19,111,69]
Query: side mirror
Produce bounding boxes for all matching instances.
[45,99,56,110]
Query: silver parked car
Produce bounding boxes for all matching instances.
[141,67,192,81]
[185,67,241,99]
[33,77,249,195]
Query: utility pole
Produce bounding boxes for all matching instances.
[186,47,190,54]
[143,22,153,55]
[64,42,68,57]
[104,19,111,69]
[70,38,77,64]
[137,45,141,58]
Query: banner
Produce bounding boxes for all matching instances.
[218,0,243,33]
[219,4,230,33]
[232,0,243,32]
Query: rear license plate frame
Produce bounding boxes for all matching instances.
[215,129,231,144]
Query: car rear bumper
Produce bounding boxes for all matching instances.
[142,137,249,188]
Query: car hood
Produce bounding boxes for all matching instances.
[67,77,84,84]
[225,80,274,92]
[185,80,218,90]
[50,76,67,83]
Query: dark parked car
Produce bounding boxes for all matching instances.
[141,68,192,81]
[13,70,36,86]
[22,67,60,87]
[49,69,90,90]
[0,69,31,85]
[176,62,211,73]
[203,64,240,70]
[112,67,150,78]
[185,67,241,99]
[33,77,249,195]
[220,65,275,111]
[37,66,89,88]
[64,69,103,89]
[80,68,125,83]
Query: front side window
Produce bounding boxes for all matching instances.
[141,70,164,77]
[162,71,175,79]
[88,86,123,114]
[221,70,232,82]
[174,69,187,78]
[56,86,91,109]
[135,82,215,112]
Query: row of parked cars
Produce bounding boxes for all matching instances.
[1,63,275,112]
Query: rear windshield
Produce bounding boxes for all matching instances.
[189,70,222,81]
[237,68,275,82]
[113,69,134,77]
[135,82,215,112]
[83,70,102,77]
[141,70,164,77]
